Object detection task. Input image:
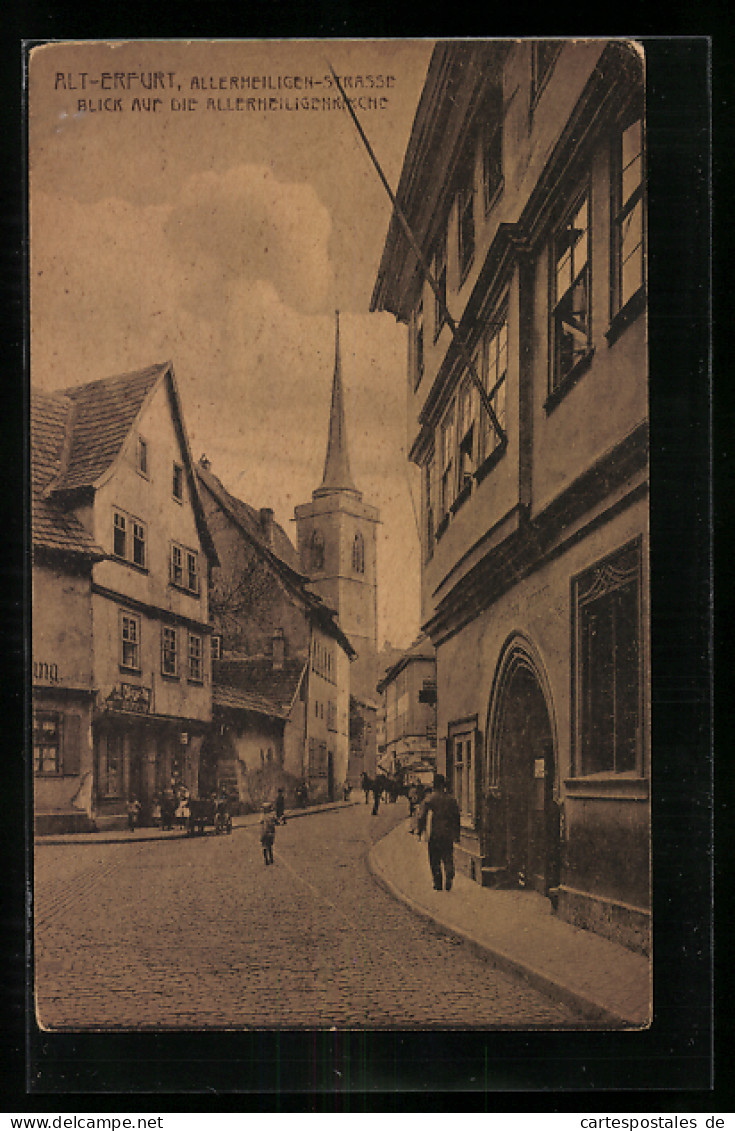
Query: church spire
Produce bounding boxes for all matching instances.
[314,310,360,498]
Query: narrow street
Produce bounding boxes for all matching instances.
[34,803,580,1030]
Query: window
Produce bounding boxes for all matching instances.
[433,236,447,340]
[113,511,127,558]
[172,462,184,502]
[479,309,508,461]
[100,732,124,797]
[352,531,365,574]
[133,521,146,568]
[170,543,199,594]
[309,529,325,572]
[458,181,475,281]
[531,41,561,107]
[137,436,148,477]
[161,625,178,677]
[552,192,591,390]
[188,633,203,682]
[120,611,141,671]
[448,725,477,822]
[575,543,642,775]
[113,509,147,569]
[327,700,337,732]
[211,635,222,660]
[456,376,477,496]
[424,455,435,559]
[439,404,456,519]
[33,711,61,774]
[412,298,425,390]
[612,116,645,315]
[483,118,503,210]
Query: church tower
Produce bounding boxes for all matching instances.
[295,312,380,700]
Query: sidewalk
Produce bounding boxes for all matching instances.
[368,818,651,1029]
[34,798,359,847]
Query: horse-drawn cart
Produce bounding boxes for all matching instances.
[186,796,233,836]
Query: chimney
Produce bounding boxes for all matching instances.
[272,627,285,671]
[259,507,274,547]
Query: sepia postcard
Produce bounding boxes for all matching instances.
[29,37,657,1048]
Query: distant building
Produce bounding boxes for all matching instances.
[197,460,354,805]
[32,363,218,831]
[376,634,437,783]
[372,41,649,952]
[294,312,381,703]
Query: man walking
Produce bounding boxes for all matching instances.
[417,774,460,891]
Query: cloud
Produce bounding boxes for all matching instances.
[163,165,334,317]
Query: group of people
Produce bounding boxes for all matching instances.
[361,769,462,892]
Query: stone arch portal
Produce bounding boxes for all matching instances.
[485,638,561,897]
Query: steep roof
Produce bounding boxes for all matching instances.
[214,656,305,716]
[314,310,360,498]
[197,460,356,658]
[197,461,304,576]
[55,363,166,491]
[31,391,106,560]
[213,682,289,721]
[38,362,218,566]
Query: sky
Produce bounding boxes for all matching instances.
[29,39,435,648]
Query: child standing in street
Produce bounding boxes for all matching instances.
[260,802,277,865]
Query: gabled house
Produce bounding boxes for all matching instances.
[32,362,218,829]
[372,41,649,954]
[196,460,355,805]
[32,392,106,833]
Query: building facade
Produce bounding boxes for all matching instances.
[376,634,437,783]
[372,40,649,953]
[32,364,219,829]
[197,460,354,805]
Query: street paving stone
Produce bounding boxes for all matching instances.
[34,802,582,1030]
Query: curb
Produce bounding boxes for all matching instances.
[367,836,641,1029]
[35,799,360,848]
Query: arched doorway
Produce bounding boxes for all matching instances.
[486,641,560,896]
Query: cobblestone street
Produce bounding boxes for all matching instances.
[34,803,580,1030]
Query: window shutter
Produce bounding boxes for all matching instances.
[63,714,82,775]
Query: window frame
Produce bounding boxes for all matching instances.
[412,297,425,390]
[530,40,562,111]
[438,401,456,527]
[119,609,142,673]
[433,235,447,342]
[33,710,62,775]
[170,541,200,596]
[457,180,476,285]
[137,435,149,479]
[161,624,179,678]
[187,631,204,684]
[549,187,593,400]
[571,539,644,779]
[113,508,148,571]
[172,461,184,503]
[447,717,479,825]
[352,531,365,574]
[483,116,504,213]
[610,111,646,329]
[309,529,325,572]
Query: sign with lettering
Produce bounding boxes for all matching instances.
[105,683,152,714]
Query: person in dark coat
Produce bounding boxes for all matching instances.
[417,773,461,891]
[275,787,286,825]
[371,774,384,816]
[361,771,371,804]
[260,803,277,865]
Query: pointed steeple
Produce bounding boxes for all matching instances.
[314,311,360,498]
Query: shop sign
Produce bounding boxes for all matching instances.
[105,682,152,714]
